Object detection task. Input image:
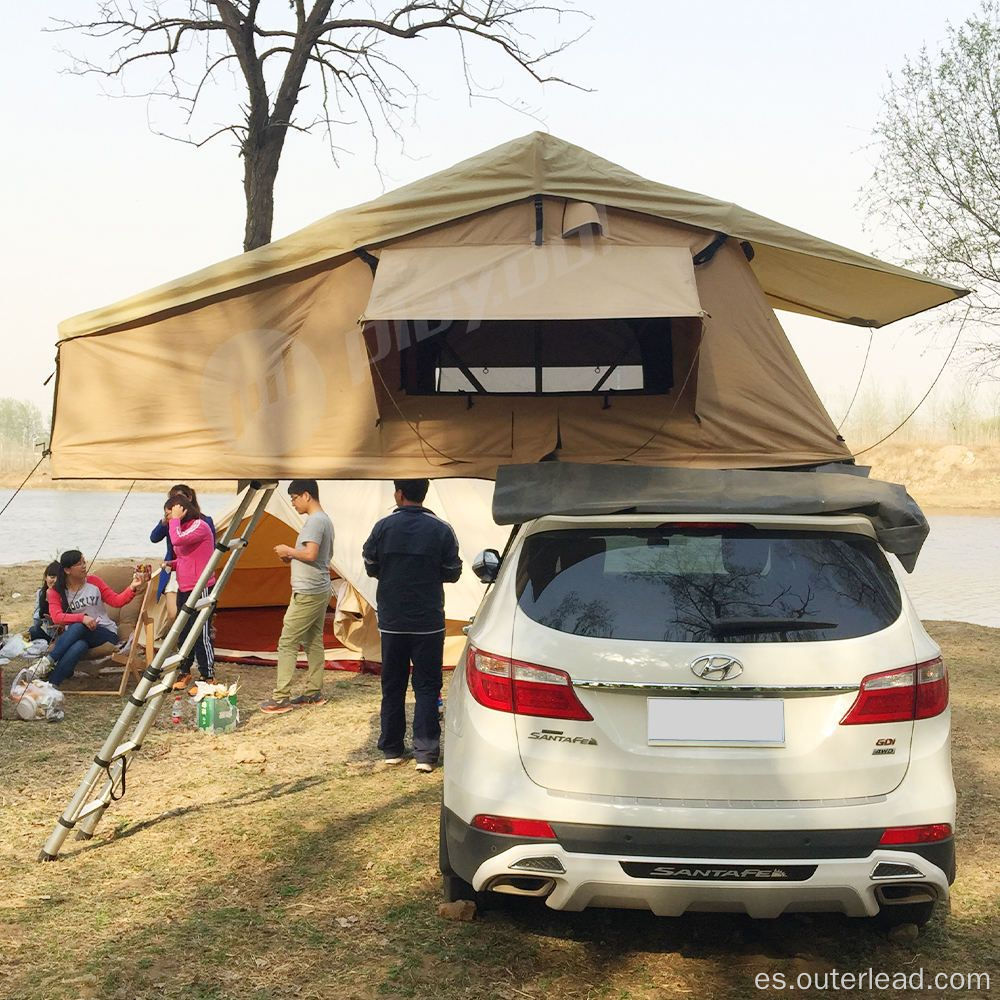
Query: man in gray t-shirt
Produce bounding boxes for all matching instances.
[260,479,335,713]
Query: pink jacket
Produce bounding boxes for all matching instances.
[168,517,217,591]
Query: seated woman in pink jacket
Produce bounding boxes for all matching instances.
[167,493,217,689]
[36,550,145,687]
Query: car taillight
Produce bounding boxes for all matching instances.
[879,823,952,845]
[839,657,947,725]
[466,646,593,721]
[465,647,513,712]
[914,658,949,718]
[472,814,557,839]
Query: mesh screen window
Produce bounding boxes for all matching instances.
[398,318,674,396]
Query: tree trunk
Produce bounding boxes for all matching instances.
[242,139,282,252]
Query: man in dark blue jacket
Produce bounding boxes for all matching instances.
[362,479,462,772]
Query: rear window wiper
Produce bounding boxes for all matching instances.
[708,617,837,635]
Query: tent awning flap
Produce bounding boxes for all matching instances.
[492,463,929,571]
[363,245,703,322]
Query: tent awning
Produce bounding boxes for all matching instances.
[362,245,703,322]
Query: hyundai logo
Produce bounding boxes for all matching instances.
[690,654,744,681]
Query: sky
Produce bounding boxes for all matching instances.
[1,0,994,443]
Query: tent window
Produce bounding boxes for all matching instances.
[399,318,673,396]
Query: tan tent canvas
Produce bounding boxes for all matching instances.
[50,132,967,481]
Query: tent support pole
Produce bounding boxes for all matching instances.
[38,480,278,861]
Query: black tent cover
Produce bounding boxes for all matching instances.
[492,463,929,571]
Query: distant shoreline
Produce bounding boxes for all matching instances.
[3,441,999,513]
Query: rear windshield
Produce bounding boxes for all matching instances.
[515,526,902,642]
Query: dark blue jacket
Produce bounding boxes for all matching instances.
[362,506,462,633]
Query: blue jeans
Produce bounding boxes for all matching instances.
[49,623,119,687]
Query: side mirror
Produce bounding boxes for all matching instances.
[472,548,501,584]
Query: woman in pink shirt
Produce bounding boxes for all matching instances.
[167,493,217,689]
[36,550,145,687]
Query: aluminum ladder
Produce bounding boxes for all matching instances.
[38,480,277,861]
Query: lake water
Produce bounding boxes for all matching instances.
[895,513,1000,628]
[0,489,236,568]
[0,490,997,628]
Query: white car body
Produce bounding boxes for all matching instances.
[440,513,955,923]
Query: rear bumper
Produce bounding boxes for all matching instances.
[442,809,954,917]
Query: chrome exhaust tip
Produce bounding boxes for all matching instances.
[871,861,923,879]
[875,883,938,906]
[485,875,556,898]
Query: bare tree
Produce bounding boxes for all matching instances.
[53,2,587,251]
[862,2,1000,374]
[0,399,48,448]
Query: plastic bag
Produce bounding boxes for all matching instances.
[25,638,50,658]
[9,668,65,722]
[0,634,26,659]
[188,680,238,703]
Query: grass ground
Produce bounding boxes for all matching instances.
[0,615,997,999]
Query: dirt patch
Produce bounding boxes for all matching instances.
[0,623,996,999]
[864,442,1000,512]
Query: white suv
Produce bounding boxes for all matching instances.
[440,513,954,925]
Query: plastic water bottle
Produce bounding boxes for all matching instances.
[171,696,183,725]
[437,695,444,719]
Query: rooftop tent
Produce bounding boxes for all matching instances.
[50,132,968,481]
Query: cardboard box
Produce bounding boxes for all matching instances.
[197,694,239,733]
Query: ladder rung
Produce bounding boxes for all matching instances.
[109,741,137,762]
[227,538,248,551]
[145,682,171,700]
[78,799,106,820]
[195,595,217,610]
[163,653,185,669]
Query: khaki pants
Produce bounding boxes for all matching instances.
[273,591,330,700]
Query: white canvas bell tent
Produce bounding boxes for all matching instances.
[149,480,506,668]
[322,478,508,665]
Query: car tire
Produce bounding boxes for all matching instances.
[876,900,936,928]
[442,872,479,903]
[439,804,498,908]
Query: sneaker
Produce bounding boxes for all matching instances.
[259,698,294,714]
[290,693,328,707]
[382,756,405,766]
[415,761,434,774]
[172,672,193,691]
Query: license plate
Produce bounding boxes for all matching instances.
[647,698,785,746]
